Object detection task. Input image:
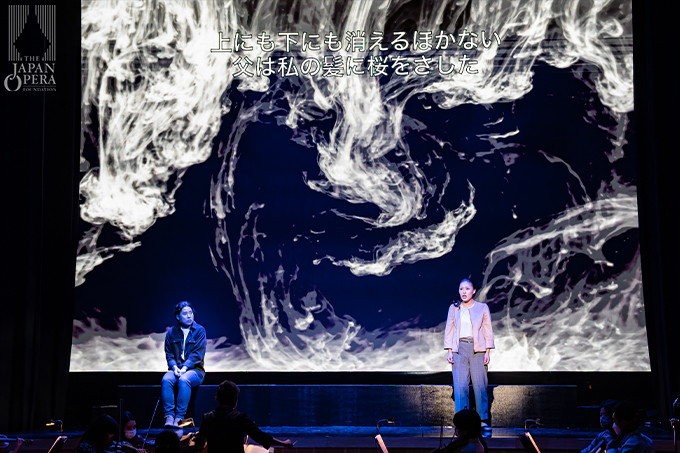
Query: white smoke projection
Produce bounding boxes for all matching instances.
[73,0,647,371]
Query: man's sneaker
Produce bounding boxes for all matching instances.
[165,415,175,426]
[175,417,184,426]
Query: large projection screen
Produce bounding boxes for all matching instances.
[72,0,648,372]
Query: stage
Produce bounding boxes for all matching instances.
[4,2,680,453]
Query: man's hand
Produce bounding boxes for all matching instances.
[180,366,188,376]
[173,365,181,377]
[447,350,455,364]
[272,438,294,449]
[484,351,490,365]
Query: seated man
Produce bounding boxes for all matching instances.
[162,301,207,426]
[430,409,487,453]
[194,380,293,453]
[605,401,654,453]
[581,400,618,453]
[75,415,119,453]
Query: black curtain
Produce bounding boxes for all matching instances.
[0,1,80,433]
[634,1,680,427]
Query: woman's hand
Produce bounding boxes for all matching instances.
[484,350,490,365]
[447,350,455,364]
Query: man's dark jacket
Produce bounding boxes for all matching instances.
[194,407,273,453]
[164,322,206,376]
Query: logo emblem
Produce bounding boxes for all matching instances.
[5,5,56,92]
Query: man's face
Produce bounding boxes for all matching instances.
[612,413,634,435]
[177,307,194,327]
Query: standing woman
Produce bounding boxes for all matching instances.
[444,279,495,430]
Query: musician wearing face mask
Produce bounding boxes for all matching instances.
[118,412,147,453]
[605,401,654,453]
[581,400,618,453]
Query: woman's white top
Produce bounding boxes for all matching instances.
[459,303,474,338]
[181,326,191,360]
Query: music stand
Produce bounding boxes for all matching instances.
[519,432,541,453]
[47,436,68,453]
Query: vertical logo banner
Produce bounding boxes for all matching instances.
[5,4,56,92]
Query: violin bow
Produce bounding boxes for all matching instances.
[142,398,161,450]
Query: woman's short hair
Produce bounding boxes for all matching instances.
[613,400,638,422]
[174,301,193,316]
[216,380,240,406]
[453,408,482,438]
